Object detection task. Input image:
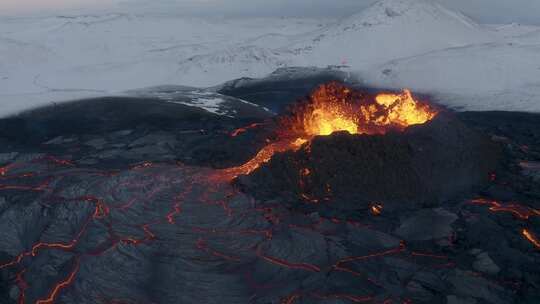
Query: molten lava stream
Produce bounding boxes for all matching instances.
[470,198,540,220]
[214,82,437,181]
[35,257,80,304]
[215,137,307,180]
[468,198,540,250]
[522,229,540,249]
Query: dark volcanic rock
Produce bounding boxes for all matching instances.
[395,208,458,241]
[0,84,539,304]
[448,269,513,304]
[0,97,274,169]
[239,113,502,208]
[216,67,352,113]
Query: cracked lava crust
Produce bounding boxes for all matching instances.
[0,82,539,304]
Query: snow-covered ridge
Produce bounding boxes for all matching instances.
[338,0,479,30]
[0,12,325,116]
[1,0,540,116]
[291,0,495,69]
[175,46,297,87]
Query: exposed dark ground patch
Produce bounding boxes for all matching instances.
[0,97,274,169]
[217,67,351,113]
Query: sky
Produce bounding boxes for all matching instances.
[1,0,540,25]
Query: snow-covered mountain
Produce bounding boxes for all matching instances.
[175,46,293,87]
[1,0,540,116]
[0,12,326,116]
[296,0,494,67]
[175,0,496,86]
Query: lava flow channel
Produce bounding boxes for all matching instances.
[218,82,438,180]
[522,229,540,249]
[470,198,540,220]
[470,198,540,249]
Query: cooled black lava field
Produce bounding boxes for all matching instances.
[1,79,540,304]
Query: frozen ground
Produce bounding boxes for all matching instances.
[1,0,540,116]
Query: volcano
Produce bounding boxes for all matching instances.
[234,83,501,208]
[216,82,439,179]
[0,77,539,304]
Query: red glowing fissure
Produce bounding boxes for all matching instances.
[0,158,200,303]
[4,84,536,303]
[0,154,462,304]
[470,198,540,249]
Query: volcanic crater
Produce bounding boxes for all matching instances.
[235,83,501,210]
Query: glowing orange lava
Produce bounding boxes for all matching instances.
[522,229,540,249]
[35,258,80,304]
[217,138,307,180]
[283,82,437,138]
[216,82,438,180]
[370,203,384,216]
[470,198,540,220]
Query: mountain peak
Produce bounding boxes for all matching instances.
[341,0,479,30]
[300,0,492,70]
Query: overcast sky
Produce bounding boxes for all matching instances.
[1,0,540,25]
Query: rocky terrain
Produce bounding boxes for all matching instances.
[0,81,540,304]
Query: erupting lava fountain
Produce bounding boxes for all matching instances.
[217,82,438,180]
